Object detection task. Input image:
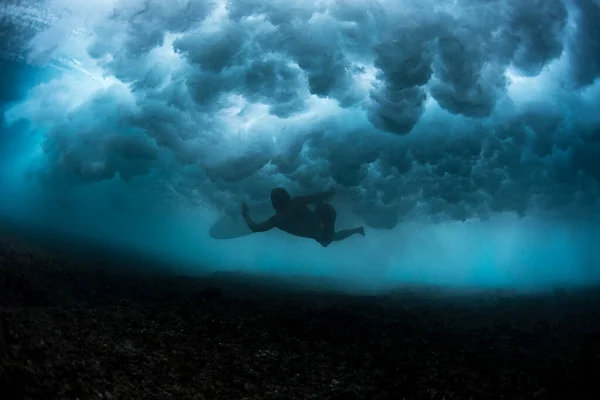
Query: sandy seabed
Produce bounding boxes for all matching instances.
[1,230,599,400]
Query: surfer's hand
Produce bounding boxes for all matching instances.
[241,202,249,217]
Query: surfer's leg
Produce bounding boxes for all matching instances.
[315,204,365,247]
[315,203,336,247]
[332,227,365,242]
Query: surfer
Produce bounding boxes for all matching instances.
[241,187,365,247]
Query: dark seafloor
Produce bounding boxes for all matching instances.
[1,222,599,400]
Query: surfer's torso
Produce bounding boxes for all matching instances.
[273,202,324,239]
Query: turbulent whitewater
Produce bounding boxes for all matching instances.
[1,0,599,292]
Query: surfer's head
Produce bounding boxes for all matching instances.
[270,187,291,212]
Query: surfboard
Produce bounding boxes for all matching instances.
[208,215,253,240]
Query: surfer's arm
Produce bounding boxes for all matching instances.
[242,202,276,232]
[294,188,335,204]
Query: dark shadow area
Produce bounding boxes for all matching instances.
[0,216,193,277]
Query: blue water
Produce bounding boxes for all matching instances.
[1,0,599,294]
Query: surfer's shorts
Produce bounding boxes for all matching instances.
[315,203,336,247]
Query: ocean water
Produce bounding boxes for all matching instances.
[1,0,599,294]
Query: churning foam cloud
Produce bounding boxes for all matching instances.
[1,0,600,291]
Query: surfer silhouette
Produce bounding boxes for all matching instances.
[241,187,365,247]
